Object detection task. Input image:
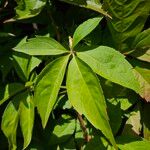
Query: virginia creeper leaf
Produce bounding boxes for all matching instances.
[130,58,150,101]
[0,83,25,106]
[131,29,150,62]
[72,17,102,48]
[100,78,138,111]
[122,109,142,136]
[13,37,41,81]
[134,68,150,102]
[0,46,13,80]
[13,37,68,56]
[19,94,34,149]
[103,0,150,52]
[77,46,140,93]
[1,101,19,150]
[117,136,150,150]
[1,92,28,150]
[47,115,76,146]
[29,57,41,72]
[85,136,107,150]
[34,55,69,128]
[60,0,111,18]
[13,53,41,82]
[131,48,150,63]
[13,53,30,82]
[66,57,116,148]
[15,0,46,20]
[107,101,122,135]
[132,29,150,49]
[141,103,150,141]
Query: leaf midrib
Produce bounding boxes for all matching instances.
[73,57,106,121]
[43,59,67,126]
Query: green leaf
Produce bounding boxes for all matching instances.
[19,94,34,149]
[34,55,69,128]
[0,83,25,106]
[0,54,12,80]
[48,115,76,146]
[1,101,19,150]
[1,92,28,150]
[122,108,142,136]
[131,48,150,63]
[66,57,116,148]
[117,136,150,150]
[141,103,150,141]
[134,69,150,102]
[132,28,150,49]
[72,17,102,48]
[60,0,111,18]
[99,78,138,111]
[13,37,41,81]
[104,0,150,52]
[15,0,46,20]
[131,29,150,62]
[13,53,31,82]
[13,53,41,81]
[135,66,150,101]
[13,37,69,56]
[131,59,150,101]
[77,46,140,93]
[59,137,76,150]
[107,101,122,135]
[85,136,106,150]
[29,57,41,72]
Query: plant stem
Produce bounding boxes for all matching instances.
[76,112,91,142]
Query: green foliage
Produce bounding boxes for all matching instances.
[78,46,140,92]
[60,0,111,18]
[0,0,150,150]
[19,94,34,149]
[103,0,150,52]
[14,37,69,55]
[35,56,69,127]
[67,57,116,147]
[72,17,102,48]
[117,136,150,150]
[2,99,19,150]
[131,29,150,62]
[15,0,47,20]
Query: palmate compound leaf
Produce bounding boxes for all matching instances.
[34,55,69,128]
[72,17,102,48]
[77,46,140,93]
[19,94,34,149]
[66,56,117,148]
[13,37,69,56]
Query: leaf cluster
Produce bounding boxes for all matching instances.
[0,0,150,150]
